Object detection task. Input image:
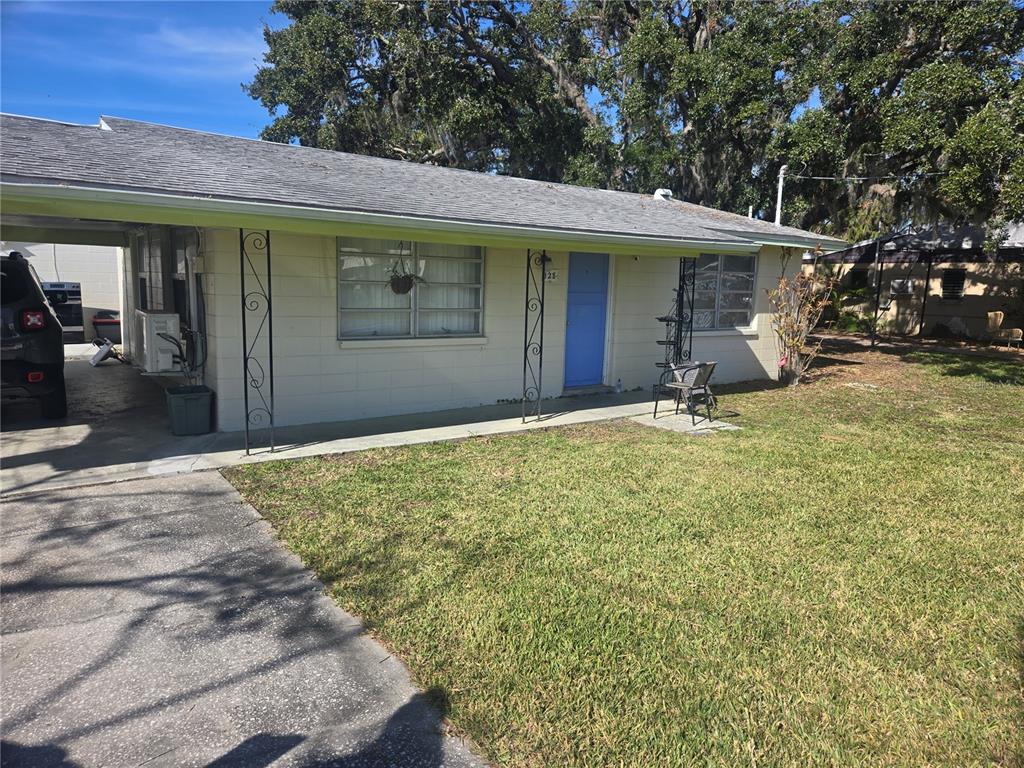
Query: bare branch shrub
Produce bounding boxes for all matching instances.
[768,264,835,386]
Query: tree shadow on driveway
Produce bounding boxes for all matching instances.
[0,474,479,767]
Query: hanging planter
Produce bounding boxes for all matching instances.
[388,246,424,294]
[388,271,420,295]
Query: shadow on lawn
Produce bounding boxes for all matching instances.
[900,350,1024,385]
[711,378,787,418]
[801,353,864,384]
[811,334,1023,386]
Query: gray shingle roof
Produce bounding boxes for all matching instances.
[1,114,842,248]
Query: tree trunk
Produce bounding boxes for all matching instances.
[779,350,802,386]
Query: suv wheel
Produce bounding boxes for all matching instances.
[40,375,67,419]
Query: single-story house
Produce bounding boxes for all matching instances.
[1,114,844,438]
[806,224,1023,338]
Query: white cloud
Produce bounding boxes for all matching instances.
[2,11,269,82]
[3,1,146,21]
[137,21,267,77]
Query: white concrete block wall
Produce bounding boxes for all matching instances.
[201,228,570,431]
[199,228,788,432]
[607,246,789,390]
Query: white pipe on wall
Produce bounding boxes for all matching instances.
[774,165,788,227]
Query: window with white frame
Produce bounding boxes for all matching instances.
[693,253,757,329]
[337,237,483,338]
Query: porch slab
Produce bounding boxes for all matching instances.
[630,412,741,434]
[2,369,734,496]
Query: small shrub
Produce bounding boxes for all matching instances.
[768,267,835,385]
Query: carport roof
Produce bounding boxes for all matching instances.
[0,114,844,251]
[806,222,1024,264]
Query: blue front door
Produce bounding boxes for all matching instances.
[564,252,609,388]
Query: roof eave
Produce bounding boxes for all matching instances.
[0,180,759,257]
[711,227,847,252]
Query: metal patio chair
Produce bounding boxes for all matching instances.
[987,311,1023,349]
[653,361,718,424]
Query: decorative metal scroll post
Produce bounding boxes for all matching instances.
[657,258,696,368]
[239,229,275,455]
[522,249,550,422]
[675,257,696,365]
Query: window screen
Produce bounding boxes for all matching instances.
[847,269,870,290]
[889,278,914,296]
[941,268,966,300]
[693,254,757,330]
[338,238,483,338]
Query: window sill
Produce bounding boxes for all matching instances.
[693,327,759,338]
[338,336,489,350]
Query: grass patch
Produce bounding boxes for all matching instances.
[226,349,1024,766]
[901,349,1024,386]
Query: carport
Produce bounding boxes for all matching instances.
[1,212,229,494]
[0,348,227,495]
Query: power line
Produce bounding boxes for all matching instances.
[773,164,947,226]
[789,171,947,181]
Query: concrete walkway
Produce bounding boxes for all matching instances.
[1,361,732,496]
[0,472,485,767]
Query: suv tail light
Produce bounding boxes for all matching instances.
[26,371,44,383]
[20,309,46,331]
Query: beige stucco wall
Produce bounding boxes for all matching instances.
[823,259,1023,337]
[200,228,790,431]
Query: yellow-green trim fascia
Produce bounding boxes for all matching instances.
[1,182,759,258]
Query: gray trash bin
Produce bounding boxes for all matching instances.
[166,385,213,436]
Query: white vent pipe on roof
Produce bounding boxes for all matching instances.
[653,188,673,201]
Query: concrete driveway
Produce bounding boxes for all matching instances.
[0,358,234,497]
[0,471,483,767]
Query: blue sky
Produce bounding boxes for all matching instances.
[1,2,825,141]
[1,1,282,137]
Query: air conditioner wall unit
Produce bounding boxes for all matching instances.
[135,310,180,373]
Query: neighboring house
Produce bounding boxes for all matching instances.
[0,241,121,340]
[807,224,1024,339]
[0,114,844,433]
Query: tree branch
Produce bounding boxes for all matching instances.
[489,1,601,127]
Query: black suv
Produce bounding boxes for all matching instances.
[1,251,67,418]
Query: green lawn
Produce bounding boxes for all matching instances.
[226,347,1024,767]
